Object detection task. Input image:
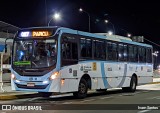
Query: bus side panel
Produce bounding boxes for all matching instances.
[59,79,79,92]
[126,63,153,86]
[138,76,153,85]
[136,64,153,85]
[78,62,105,90]
[91,78,98,89]
[104,62,131,88]
[97,78,106,89]
[60,65,81,92]
[48,79,61,92]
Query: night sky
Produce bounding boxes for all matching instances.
[0,0,160,49]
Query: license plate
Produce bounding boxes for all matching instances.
[27,83,35,87]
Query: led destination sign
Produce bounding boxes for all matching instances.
[32,31,50,37]
[19,30,52,38]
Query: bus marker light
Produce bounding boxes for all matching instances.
[61,79,65,85]
[50,72,59,80]
[11,73,16,80]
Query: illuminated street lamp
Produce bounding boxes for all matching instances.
[48,13,61,26]
[127,33,131,37]
[108,31,113,35]
[104,19,115,34]
[121,29,131,37]
[79,8,91,32]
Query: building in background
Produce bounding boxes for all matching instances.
[0,21,20,83]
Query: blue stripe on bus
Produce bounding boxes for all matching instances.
[101,62,107,88]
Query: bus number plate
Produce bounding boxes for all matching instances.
[27,83,35,87]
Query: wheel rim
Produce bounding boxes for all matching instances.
[132,79,136,90]
[79,83,86,94]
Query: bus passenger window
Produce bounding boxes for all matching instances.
[61,35,78,66]
[80,38,92,58]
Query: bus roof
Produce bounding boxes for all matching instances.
[19,26,152,48]
[58,27,152,48]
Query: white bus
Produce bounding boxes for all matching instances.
[8,27,153,98]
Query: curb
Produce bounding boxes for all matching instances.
[0,93,39,100]
[149,82,160,84]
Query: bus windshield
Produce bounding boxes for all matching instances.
[13,39,57,69]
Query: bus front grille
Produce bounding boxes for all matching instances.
[15,83,49,89]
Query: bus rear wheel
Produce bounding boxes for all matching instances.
[38,92,52,97]
[73,78,88,99]
[122,76,137,92]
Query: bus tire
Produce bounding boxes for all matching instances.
[73,78,88,98]
[122,76,137,92]
[38,92,52,97]
[129,76,137,92]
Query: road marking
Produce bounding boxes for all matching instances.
[100,96,113,99]
[80,99,95,103]
[147,96,160,99]
[119,91,150,97]
[119,93,134,96]
[141,91,150,93]
[27,97,42,101]
[62,102,73,104]
[137,110,151,113]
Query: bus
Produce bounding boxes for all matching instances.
[7,26,153,98]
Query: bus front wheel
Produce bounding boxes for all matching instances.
[73,78,88,98]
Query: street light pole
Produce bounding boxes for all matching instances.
[45,0,47,26]
[48,18,53,26]
[79,8,91,32]
[48,13,61,26]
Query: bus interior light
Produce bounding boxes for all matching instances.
[50,72,59,80]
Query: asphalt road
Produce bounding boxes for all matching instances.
[1,83,160,113]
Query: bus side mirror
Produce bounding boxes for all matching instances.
[5,44,7,53]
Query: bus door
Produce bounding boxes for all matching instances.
[60,33,79,92]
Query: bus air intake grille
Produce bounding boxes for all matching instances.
[15,83,49,89]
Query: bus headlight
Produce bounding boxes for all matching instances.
[11,73,16,80]
[49,72,59,80]
[15,80,20,83]
[43,80,49,84]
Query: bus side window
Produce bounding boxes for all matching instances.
[133,46,138,62]
[128,45,134,62]
[80,38,92,58]
[61,35,78,66]
[146,48,152,63]
[138,47,146,63]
